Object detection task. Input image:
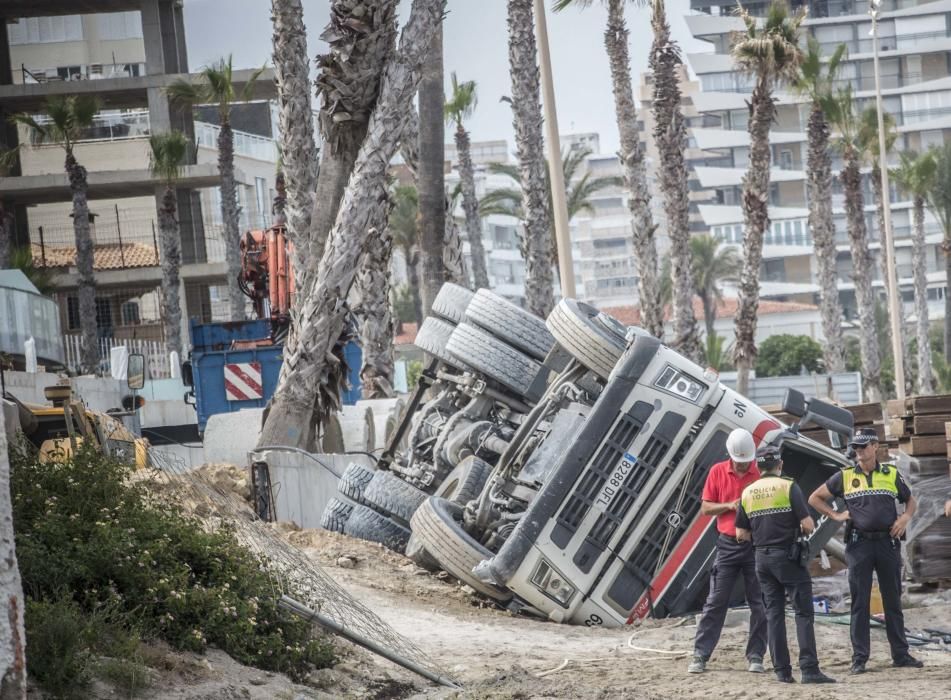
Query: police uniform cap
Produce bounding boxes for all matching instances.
[848,427,880,447]
[756,445,782,469]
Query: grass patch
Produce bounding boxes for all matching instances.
[11,443,335,696]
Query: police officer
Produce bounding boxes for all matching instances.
[735,445,835,684]
[687,428,767,674]
[808,427,923,674]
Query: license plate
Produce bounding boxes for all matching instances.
[594,452,637,510]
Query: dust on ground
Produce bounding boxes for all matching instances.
[280,524,951,700]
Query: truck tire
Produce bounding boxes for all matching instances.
[546,298,627,380]
[405,533,441,572]
[344,504,411,553]
[410,497,512,602]
[320,496,355,533]
[464,289,555,361]
[446,322,545,402]
[414,317,469,370]
[362,469,428,525]
[435,456,493,506]
[431,282,474,324]
[338,462,375,506]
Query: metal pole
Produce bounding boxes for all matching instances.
[870,3,905,400]
[532,0,575,299]
[115,204,126,267]
[277,595,461,689]
[151,219,159,264]
[38,226,46,267]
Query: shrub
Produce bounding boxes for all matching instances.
[11,443,335,691]
[754,334,823,378]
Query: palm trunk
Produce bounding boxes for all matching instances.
[605,0,661,338]
[0,420,26,699]
[271,0,318,281]
[217,121,245,321]
[0,202,13,270]
[443,193,468,286]
[945,239,951,365]
[357,224,396,398]
[259,0,443,449]
[842,147,882,401]
[806,104,846,373]
[455,126,489,288]
[734,76,774,396]
[701,293,716,341]
[308,0,399,289]
[66,151,99,373]
[158,185,183,358]
[912,195,934,394]
[651,0,699,360]
[417,22,446,316]
[508,0,554,317]
[404,244,424,324]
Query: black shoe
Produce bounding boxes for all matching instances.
[850,661,867,675]
[801,669,836,684]
[893,655,923,668]
[775,672,795,683]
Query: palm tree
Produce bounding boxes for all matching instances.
[417,19,446,316]
[166,56,263,322]
[356,223,396,399]
[553,0,663,338]
[10,95,101,372]
[443,183,469,287]
[507,0,554,317]
[649,0,699,360]
[479,147,622,257]
[9,247,55,295]
[0,201,13,269]
[271,0,318,281]
[926,141,951,364]
[149,131,188,359]
[893,150,937,394]
[730,0,806,396]
[793,38,847,375]
[444,73,489,288]
[390,185,424,324]
[826,85,883,401]
[660,234,741,340]
[258,0,444,449]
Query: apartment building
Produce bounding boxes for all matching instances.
[684,0,951,324]
[0,1,276,366]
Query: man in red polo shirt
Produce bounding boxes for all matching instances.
[687,428,767,674]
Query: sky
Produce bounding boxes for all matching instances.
[182,0,711,156]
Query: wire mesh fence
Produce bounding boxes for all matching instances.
[142,448,450,684]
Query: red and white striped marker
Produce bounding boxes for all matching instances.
[223,362,263,401]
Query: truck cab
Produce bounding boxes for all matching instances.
[475,333,852,626]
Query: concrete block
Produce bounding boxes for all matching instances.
[203,408,263,466]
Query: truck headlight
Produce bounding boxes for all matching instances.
[531,559,576,607]
[654,365,706,403]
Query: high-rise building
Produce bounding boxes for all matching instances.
[0,2,277,369]
[683,0,951,324]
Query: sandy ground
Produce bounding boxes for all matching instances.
[285,527,951,700]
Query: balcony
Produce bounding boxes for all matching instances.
[29,109,150,145]
[19,62,147,85]
[195,122,277,162]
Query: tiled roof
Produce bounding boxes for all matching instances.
[394,322,418,346]
[32,242,159,270]
[602,298,818,326]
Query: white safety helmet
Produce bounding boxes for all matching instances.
[726,428,756,463]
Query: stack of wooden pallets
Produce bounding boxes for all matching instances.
[765,401,891,459]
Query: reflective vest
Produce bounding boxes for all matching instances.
[842,464,899,501]
[741,475,793,518]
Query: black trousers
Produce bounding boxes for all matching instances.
[846,536,909,663]
[754,548,819,674]
[694,535,767,661]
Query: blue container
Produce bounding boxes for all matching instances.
[188,319,362,435]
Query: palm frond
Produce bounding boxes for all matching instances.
[487,162,521,183]
[239,64,267,103]
[164,79,204,108]
[149,131,189,185]
[0,145,22,174]
[444,72,478,126]
[925,142,951,237]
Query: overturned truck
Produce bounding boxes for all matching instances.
[317,283,855,626]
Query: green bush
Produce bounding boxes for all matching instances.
[11,444,335,691]
[755,334,823,378]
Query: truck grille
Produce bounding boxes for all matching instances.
[605,425,728,611]
[550,401,653,549]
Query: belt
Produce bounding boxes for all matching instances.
[756,545,793,553]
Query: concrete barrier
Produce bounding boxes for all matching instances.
[203,408,264,465]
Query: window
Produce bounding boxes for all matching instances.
[96,12,143,40]
[120,301,140,326]
[254,177,268,228]
[7,15,83,44]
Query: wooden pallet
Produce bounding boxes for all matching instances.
[888,413,951,438]
[899,434,948,456]
[887,394,951,418]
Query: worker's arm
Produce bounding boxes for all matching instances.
[700,499,738,517]
[890,479,917,538]
[734,503,751,542]
[790,484,815,535]
[735,527,751,542]
[799,516,816,535]
[808,483,850,522]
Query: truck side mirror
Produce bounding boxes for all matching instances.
[181,360,193,387]
[127,353,146,390]
[782,388,807,418]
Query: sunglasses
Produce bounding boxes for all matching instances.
[852,443,875,450]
